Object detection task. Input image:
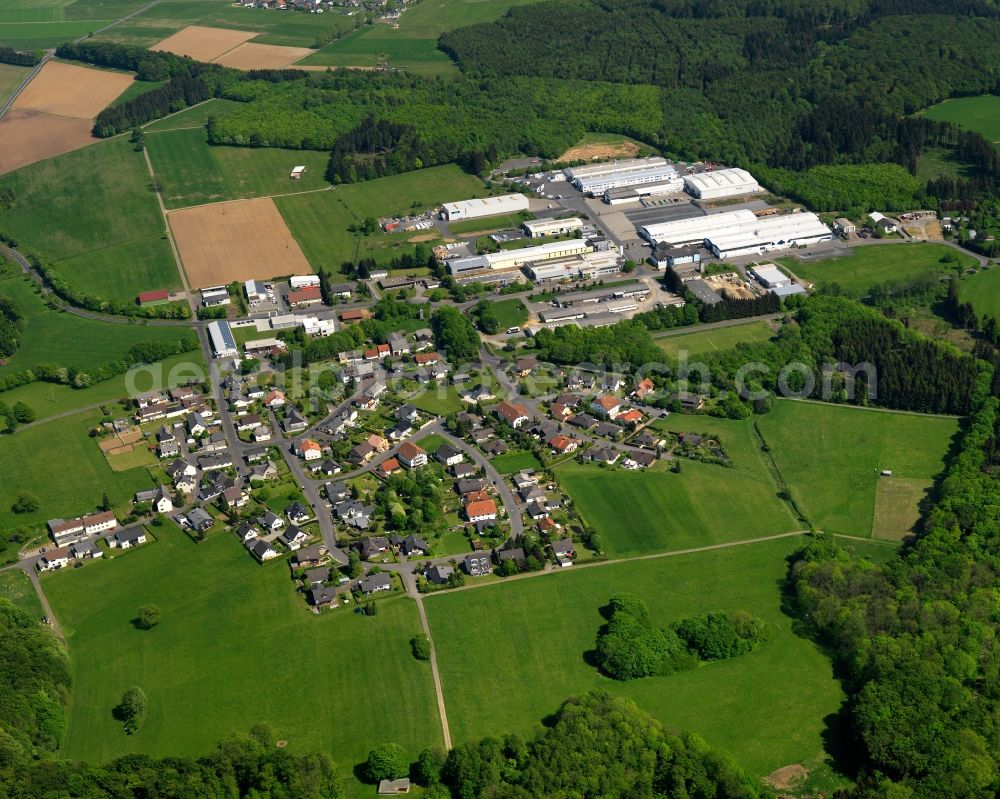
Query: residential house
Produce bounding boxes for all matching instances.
[357,572,392,595]
[264,389,286,409]
[452,463,476,479]
[235,522,259,543]
[308,586,338,608]
[594,421,624,439]
[158,438,180,459]
[325,482,351,503]
[198,452,232,471]
[249,460,279,482]
[526,501,549,520]
[497,547,526,567]
[402,534,429,557]
[515,356,538,376]
[186,412,207,437]
[434,444,463,466]
[252,425,273,443]
[366,433,391,453]
[481,439,508,455]
[632,378,655,401]
[283,409,308,433]
[495,401,530,428]
[291,544,328,569]
[377,457,402,477]
[462,384,495,403]
[188,507,214,532]
[349,442,375,465]
[295,439,323,461]
[551,538,575,564]
[387,332,411,357]
[259,511,285,532]
[568,412,599,430]
[280,525,309,551]
[105,529,148,549]
[249,539,279,562]
[70,541,102,561]
[285,502,311,524]
[456,478,487,495]
[237,414,263,432]
[397,441,428,469]
[424,564,454,585]
[415,351,439,366]
[221,485,247,509]
[466,499,498,523]
[591,395,622,419]
[359,535,390,560]
[396,404,419,424]
[617,409,644,427]
[671,392,706,411]
[622,450,657,469]
[633,429,665,449]
[245,445,268,462]
[463,553,492,576]
[586,446,620,465]
[548,434,578,454]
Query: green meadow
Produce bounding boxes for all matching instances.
[44,526,442,790]
[0,139,181,301]
[425,536,843,778]
[959,266,1000,321]
[655,319,775,359]
[782,243,973,295]
[757,400,959,537]
[920,95,1000,144]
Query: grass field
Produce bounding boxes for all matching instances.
[655,320,775,359]
[757,400,959,538]
[93,0,356,48]
[489,298,528,329]
[920,95,1000,145]
[0,139,181,301]
[0,275,194,376]
[147,128,332,208]
[410,386,464,416]
[425,536,843,778]
[0,568,41,617]
[872,477,932,541]
[490,450,541,474]
[298,0,543,75]
[0,408,154,533]
[446,212,529,235]
[781,243,974,295]
[560,416,797,558]
[0,0,151,48]
[0,350,204,422]
[959,266,1000,321]
[143,98,244,132]
[0,62,28,107]
[45,525,442,789]
[276,165,490,269]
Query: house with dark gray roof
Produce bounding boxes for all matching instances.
[357,572,392,594]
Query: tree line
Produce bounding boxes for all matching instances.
[0,293,23,359]
[0,45,41,67]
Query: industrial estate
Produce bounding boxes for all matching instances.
[1,2,1000,799]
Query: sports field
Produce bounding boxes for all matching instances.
[757,400,959,537]
[0,139,181,301]
[782,243,974,295]
[146,128,332,208]
[0,408,154,532]
[959,266,1000,321]
[298,0,544,75]
[559,415,797,557]
[425,536,843,778]
[0,61,133,174]
[45,526,442,784]
[168,197,313,287]
[95,0,356,48]
[920,95,1000,145]
[276,165,490,268]
[655,319,775,359]
[0,274,193,375]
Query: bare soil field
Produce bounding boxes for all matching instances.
[152,25,256,62]
[213,42,312,69]
[872,477,931,541]
[559,140,640,162]
[0,110,94,175]
[168,197,312,288]
[13,61,133,118]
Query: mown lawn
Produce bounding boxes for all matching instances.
[757,400,959,537]
[490,450,541,474]
[277,165,489,269]
[410,385,464,416]
[782,243,973,296]
[0,274,196,375]
[45,525,442,788]
[0,139,180,301]
[655,319,775,359]
[147,128,333,208]
[558,415,798,558]
[425,536,843,778]
[0,409,154,533]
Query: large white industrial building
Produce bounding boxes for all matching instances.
[526,250,623,282]
[447,239,593,275]
[440,193,529,221]
[640,209,757,247]
[207,320,238,359]
[565,157,678,195]
[706,213,832,259]
[603,178,685,205]
[684,168,761,200]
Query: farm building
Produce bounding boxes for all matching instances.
[522,217,584,238]
[208,320,238,358]
[289,165,306,179]
[565,157,677,194]
[440,193,529,221]
[705,213,832,259]
[137,289,169,306]
[447,239,593,275]
[683,168,762,200]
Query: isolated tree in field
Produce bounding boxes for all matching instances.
[410,635,431,660]
[101,492,111,512]
[11,492,38,514]
[136,604,160,629]
[115,686,146,734]
[366,742,409,782]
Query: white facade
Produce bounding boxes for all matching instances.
[245,280,269,306]
[526,250,622,282]
[441,193,529,221]
[684,168,761,200]
[640,209,757,247]
[749,264,792,289]
[301,316,338,337]
[447,239,593,275]
[706,213,833,259]
[289,275,321,289]
[522,217,583,238]
[565,158,677,194]
[603,177,686,205]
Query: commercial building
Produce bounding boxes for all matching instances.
[603,178,686,205]
[705,212,832,259]
[750,264,807,297]
[200,286,231,307]
[521,217,583,238]
[289,275,321,289]
[440,193,529,221]
[640,209,756,247]
[526,250,622,283]
[558,282,649,306]
[835,218,856,235]
[447,239,593,275]
[244,280,270,306]
[565,158,677,195]
[683,168,761,200]
[207,320,238,359]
